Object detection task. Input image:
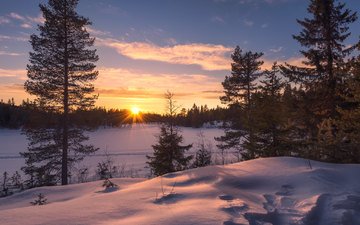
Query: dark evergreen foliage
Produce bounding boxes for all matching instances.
[147,125,193,176]
[216,46,264,160]
[22,0,99,185]
[147,92,193,176]
[96,152,117,179]
[250,63,292,157]
[280,0,359,161]
[30,193,47,205]
[21,127,97,187]
[331,49,360,163]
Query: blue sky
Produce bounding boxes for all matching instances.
[0,0,359,112]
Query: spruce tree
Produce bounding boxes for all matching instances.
[22,0,99,185]
[331,49,360,163]
[280,0,358,161]
[147,92,193,176]
[251,62,290,157]
[216,46,263,160]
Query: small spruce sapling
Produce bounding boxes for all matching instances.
[30,193,47,205]
[96,151,117,179]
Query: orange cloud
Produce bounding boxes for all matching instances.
[93,67,224,111]
[0,68,26,78]
[97,38,232,71]
[261,56,307,70]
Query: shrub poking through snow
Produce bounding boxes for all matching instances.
[102,178,118,190]
[154,178,180,204]
[10,171,23,190]
[1,172,12,197]
[30,193,47,205]
[96,151,118,179]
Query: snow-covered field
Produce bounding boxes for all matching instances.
[0,124,225,177]
[1,157,359,225]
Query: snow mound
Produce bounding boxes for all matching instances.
[1,157,360,225]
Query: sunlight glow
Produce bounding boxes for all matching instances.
[131,106,140,115]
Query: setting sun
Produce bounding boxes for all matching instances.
[131,106,140,115]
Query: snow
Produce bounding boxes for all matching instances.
[0,124,225,176]
[1,157,360,225]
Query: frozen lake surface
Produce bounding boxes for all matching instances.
[0,124,224,177]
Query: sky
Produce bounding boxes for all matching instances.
[0,0,359,113]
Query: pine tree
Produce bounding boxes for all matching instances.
[330,48,360,163]
[251,62,290,157]
[147,92,193,176]
[280,0,358,161]
[22,0,99,185]
[260,63,285,97]
[216,46,263,160]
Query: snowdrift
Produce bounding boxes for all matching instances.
[1,157,360,225]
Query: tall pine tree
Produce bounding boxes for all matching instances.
[22,0,99,185]
[280,0,358,161]
[216,46,263,160]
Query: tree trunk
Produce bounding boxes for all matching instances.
[62,1,69,185]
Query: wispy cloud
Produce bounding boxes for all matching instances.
[262,56,306,70]
[243,19,254,27]
[0,68,26,78]
[211,16,225,24]
[0,35,28,42]
[0,17,10,25]
[97,39,232,71]
[269,46,283,53]
[27,14,45,24]
[6,12,44,29]
[9,12,25,20]
[0,51,25,56]
[95,67,222,91]
[86,27,112,37]
[20,23,32,29]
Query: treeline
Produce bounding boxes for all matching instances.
[172,104,227,128]
[0,99,226,129]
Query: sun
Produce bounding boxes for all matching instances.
[131,106,140,115]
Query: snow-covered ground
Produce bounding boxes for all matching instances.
[0,124,225,177]
[1,157,359,225]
